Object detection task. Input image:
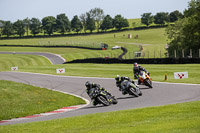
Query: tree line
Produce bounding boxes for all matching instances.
[0,7,184,38]
[166,0,200,57]
[0,8,129,37]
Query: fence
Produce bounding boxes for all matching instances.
[172,49,200,58]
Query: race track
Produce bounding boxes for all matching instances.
[0,71,200,125]
[0,52,65,64]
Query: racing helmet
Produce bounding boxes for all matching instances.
[85,81,92,88]
[134,62,139,69]
[115,75,120,81]
[134,62,138,67]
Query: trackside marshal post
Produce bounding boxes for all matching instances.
[56,68,65,74]
[174,72,188,79]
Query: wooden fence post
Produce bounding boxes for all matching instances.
[199,49,200,58]
[182,49,184,58]
[174,50,176,58]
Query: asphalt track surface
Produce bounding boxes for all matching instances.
[0,52,65,64]
[0,71,200,125]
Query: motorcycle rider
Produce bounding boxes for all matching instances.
[85,81,113,106]
[115,75,140,95]
[133,62,149,84]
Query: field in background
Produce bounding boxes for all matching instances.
[0,54,51,71]
[0,27,167,60]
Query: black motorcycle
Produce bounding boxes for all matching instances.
[88,88,118,106]
[120,80,142,97]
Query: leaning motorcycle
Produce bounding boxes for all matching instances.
[138,71,152,88]
[88,88,118,106]
[120,80,142,97]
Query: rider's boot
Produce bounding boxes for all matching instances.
[92,100,98,106]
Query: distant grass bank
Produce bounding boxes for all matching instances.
[1,100,200,133]
[0,54,52,72]
[0,28,167,59]
[0,80,85,121]
[13,63,200,84]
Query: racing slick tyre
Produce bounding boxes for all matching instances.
[129,87,139,97]
[146,80,153,88]
[112,97,118,104]
[97,95,110,106]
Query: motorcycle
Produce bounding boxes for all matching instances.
[120,80,142,97]
[88,87,118,106]
[138,71,152,88]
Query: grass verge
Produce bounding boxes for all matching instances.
[0,54,51,72]
[16,63,200,84]
[0,100,199,133]
[0,80,85,121]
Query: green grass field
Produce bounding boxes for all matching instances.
[1,101,200,133]
[0,80,85,121]
[0,54,52,71]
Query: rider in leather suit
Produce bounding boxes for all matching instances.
[133,62,149,84]
[85,81,112,105]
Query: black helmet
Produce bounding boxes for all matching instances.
[115,75,120,81]
[85,81,92,88]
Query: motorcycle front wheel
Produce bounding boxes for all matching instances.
[97,95,110,106]
[129,87,139,97]
[146,79,152,88]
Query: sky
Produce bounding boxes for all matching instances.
[0,0,191,22]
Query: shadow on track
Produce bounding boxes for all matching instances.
[82,105,109,109]
[139,86,152,90]
[116,96,137,100]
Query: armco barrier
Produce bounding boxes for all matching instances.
[64,58,200,64]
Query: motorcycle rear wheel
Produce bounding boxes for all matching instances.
[112,97,118,104]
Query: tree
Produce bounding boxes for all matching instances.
[100,15,113,31]
[2,21,13,37]
[86,12,96,33]
[184,0,200,17]
[71,15,83,34]
[0,20,4,37]
[42,16,56,36]
[141,13,154,27]
[30,18,41,36]
[13,20,25,37]
[166,0,200,57]
[154,12,169,25]
[23,17,30,36]
[169,10,183,22]
[113,15,129,30]
[80,13,87,33]
[89,8,104,32]
[56,13,71,35]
